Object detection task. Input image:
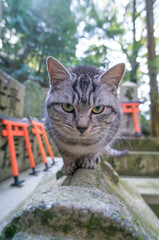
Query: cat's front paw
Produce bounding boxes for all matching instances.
[78,157,96,169]
[63,161,77,175]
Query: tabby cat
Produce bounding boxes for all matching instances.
[45,56,128,175]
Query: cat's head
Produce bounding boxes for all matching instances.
[45,56,125,140]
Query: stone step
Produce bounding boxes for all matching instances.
[121,177,159,217]
[121,177,159,196]
[107,151,159,177]
[113,137,159,152]
[129,151,159,155]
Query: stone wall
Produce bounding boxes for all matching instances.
[24,80,47,119]
[112,137,159,151]
[105,137,159,177]
[106,153,159,177]
[0,70,52,182]
[0,69,25,118]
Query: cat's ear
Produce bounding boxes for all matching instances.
[47,56,71,85]
[99,63,125,90]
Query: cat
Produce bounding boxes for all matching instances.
[45,56,128,175]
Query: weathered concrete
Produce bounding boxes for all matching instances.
[0,69,25,118]
[122,177,159,196]
[106,151,159,177]
[104,137,159,177]
[1,161,159,240]
[112,137,159,152]
[122,177,159,218]
[24,80,46,119]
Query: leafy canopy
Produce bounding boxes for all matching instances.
[0,0,78,85]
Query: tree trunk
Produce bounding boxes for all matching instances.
[145,0,159,137]
[130,0,139,83]
[0,0,2,39]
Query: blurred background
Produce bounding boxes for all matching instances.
[0,0,159,137]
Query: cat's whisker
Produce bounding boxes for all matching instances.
[117,135,134,151]
[62,124,74,131]
[105,129,133,151]
[45,56,126,174]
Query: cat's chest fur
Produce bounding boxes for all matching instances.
[45,56,125,175]
[51,127,106,157]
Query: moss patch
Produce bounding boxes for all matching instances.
[56,170,64,180]
[41,210,54,226]
[3,225,17,239]
[61,224,73,234]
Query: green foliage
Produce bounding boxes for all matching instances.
[80,45,107,68]
[140,113,150,136]
[0,0,158,127]
[0,0,78,85]
[75,0,145,83]
[75,0,125,67]
[125,88,134,101]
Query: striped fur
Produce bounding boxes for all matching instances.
[45,57,126,175]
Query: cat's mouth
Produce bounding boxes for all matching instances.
[64,124,101,138]
[79,132,88,137]
[52,121,99,138]
[75,126,93,138]
[75,130,89,138]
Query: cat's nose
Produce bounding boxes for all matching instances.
[77,126,87,133]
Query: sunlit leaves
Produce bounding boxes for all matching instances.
[0,0,78,85]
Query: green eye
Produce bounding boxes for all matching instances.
[62,103,74,112]
[92,105,104,114]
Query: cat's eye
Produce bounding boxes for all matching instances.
[62,103,74,113]
[92,105,104,114]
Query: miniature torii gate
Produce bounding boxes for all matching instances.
[121,102,140,137]
[1,115,54,186]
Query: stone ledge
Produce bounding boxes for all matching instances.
[113,137,159,152]
[106,152,159,177]
[1,162,159,240]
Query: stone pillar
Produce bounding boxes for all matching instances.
[120,82,141,136]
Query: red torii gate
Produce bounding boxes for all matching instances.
[121,102,140,137]
[1,115,54,186]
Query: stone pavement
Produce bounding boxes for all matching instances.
[0,157,63,223]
